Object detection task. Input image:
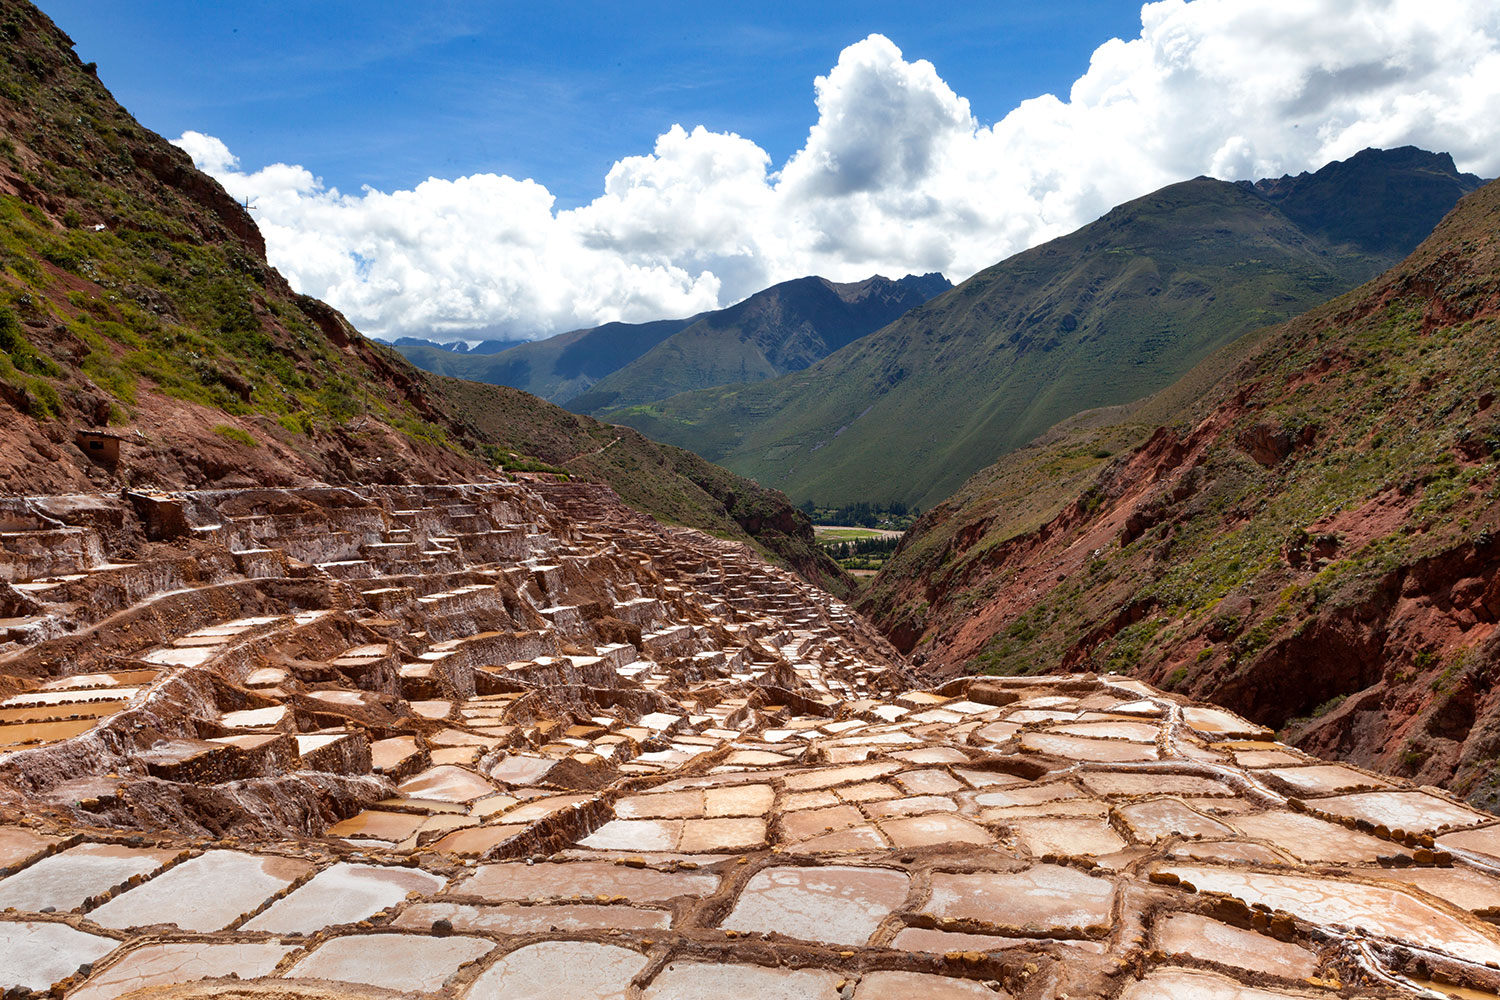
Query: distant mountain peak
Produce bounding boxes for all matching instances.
[1242,146,1485,256]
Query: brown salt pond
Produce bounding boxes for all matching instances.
[0,842,175,912]
[1161,864,1500,968]
[398,764,499,803]
[1439,823,1500,864]
[1078,772,1231,798]
[451,860,717,902]
[1009,816,1128,856]
[327,808,426,843]
[0,826,59,868]
[925,864,1115,932]
[67,941,295,1000]
[854,970,1012,999]
[644,962,843,1000]
[0,718,97,747]
[678,815,767,852]
[242,862,445,934]
[396,900,671,933]
[285,932,495,992]
[1118,967,1322,998]
[468,940,649,999]
[88,850,314,931]
[879,813,993,848]
[720,864,909,945]
[1153,912,1319,979]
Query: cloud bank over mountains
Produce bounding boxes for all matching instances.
[175,0,1500,341]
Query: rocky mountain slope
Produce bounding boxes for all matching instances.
[0,0,845,593]
[860,177,1500,808]
[394,272,949,411]
[605,150,1483,509]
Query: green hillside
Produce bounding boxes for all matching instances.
[0,0,848,595]
[859,177,1500,806]
[568,273,948,413]
[605,155,1482,510]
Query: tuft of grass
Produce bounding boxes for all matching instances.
[212,424,257,447]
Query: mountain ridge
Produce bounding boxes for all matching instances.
[603,149,1484,510]
[568,271,950,413]
[860,176,1500,807]
[391,271,949,409]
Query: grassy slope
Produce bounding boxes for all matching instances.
[862,180,1500,804]
[605,170,1470,510]
[568,273,949,414]
[0,0,850,595]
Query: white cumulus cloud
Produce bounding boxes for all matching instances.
[175,0,1500,342]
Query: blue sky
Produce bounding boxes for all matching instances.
[40,1,1141,207]
[36,1,1500,342]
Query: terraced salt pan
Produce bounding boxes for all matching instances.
[645,962,844,1000]
[1438,823,1500,864]
[469,940,649,999]
[67,941,295,1000]
[243,862,445,934]
[286,933,495,992]
[0,920,119,991]
[1009,816,1128,856]
[0,842,175,912]
[398,764,497,802]
[925,865,1115,932]
[0,826,59,868]
[1119,967,1321,999]
[396,900,671,933]
[879,813,993,848]
[1227,811,1389,864]
[721,865,909,945]
[1309,789,1493,834]
[1114,798,1236,842]
[854,970,1012,999]
[1051,720,1161,742]
[1153,912,1319,979]
[1161,864,1500,967]
[218,705,286,729]
[1262,764,1391,795]
[1366,866,1500,915]
[1020,731,1158,762]
[452,861,717,902]
[88,849,313,931]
